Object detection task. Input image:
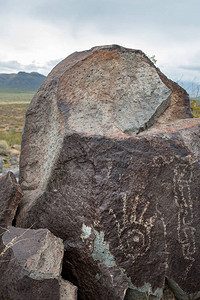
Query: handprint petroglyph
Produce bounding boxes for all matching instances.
[109,193,157,262]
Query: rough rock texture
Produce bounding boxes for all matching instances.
[16,45,200,299]
[0,172,22,234]
[0,226,77,300]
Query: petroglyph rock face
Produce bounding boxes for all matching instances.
[16,45,200,300]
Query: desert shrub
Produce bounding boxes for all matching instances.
[191,99,200,118]
[0,140,10,155]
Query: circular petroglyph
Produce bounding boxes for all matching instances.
[119,224,151,259]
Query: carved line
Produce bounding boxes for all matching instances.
[173,164,196,275]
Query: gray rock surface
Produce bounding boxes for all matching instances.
[0,172,22,234]
[0,226,77,300]
[16,45,200,300]
[57,48,172,136]
[0,158,3,173]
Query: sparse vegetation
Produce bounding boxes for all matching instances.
[190,99,200,118]
[149,55,157,64]
[0,225,34,261]
[0,91,33,146]
[0,91,34,104]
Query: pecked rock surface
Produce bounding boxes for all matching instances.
[16,45,200,299]
[0,226,77,300]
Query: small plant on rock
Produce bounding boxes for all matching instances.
[191,99,200,118]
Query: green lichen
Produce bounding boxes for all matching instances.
[92,230,116,267]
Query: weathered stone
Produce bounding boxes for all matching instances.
[0,172,22,234]
[16,45,200,299]
[162,281,177,300]
[124,281,177,300]
[0,158,3,173]
[0,226,77,300]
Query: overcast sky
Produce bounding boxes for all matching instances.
[1,0,200,86]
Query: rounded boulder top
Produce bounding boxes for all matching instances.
[32,44,192,137]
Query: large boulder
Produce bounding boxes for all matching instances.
[0,226,77,299]
[16,45,200,299]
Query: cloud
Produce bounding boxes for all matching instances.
[0,61,23,72]
[0,59,62,75]
[178,65,200,71]
[3,0,200,40]
[0,0,200,84]
[25,0,200,45]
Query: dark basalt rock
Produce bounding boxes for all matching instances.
[0,172,22,234]
[0,226,77,300]
[16,45,200,299]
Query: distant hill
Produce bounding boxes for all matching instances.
[0,72,46,92]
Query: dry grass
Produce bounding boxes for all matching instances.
[0,91,33,146]
[0,91,34,104]
[0,225,34,262]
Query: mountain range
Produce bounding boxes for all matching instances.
[0,72,46,92]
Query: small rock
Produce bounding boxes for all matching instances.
[0,226,77,300]
[0,140,9,156]
[10,148,20,156]
[0,172,22,234]
[10,156,18,164]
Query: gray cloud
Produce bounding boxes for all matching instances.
[178,65,200,71]
[30,0,200,39]
[45,59,62,68]
[3,0,200,37]
[0,61,23,73]
[0,0,200,84]
[0,59,62,75]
